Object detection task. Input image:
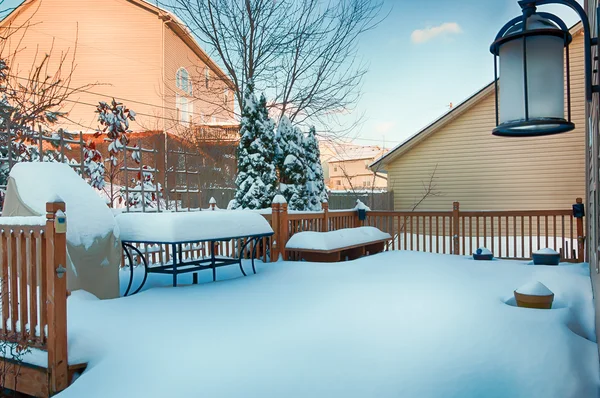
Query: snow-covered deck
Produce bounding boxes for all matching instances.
[55,252,598,397]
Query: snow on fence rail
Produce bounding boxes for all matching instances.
[0,201,69,395]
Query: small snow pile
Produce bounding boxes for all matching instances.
[534,248,559,255]
[116,210,273,242]
[272,194,287,204]
[515,281,553,296]
[354,199,370,211]
[286,226,390,251]
[475,247,492,255]
[209,197,217,205]
[6,162,118,249]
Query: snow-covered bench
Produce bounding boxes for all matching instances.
[285,227,392,262]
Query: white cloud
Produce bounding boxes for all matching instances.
[411,22,462,44]
[375,121,395,133]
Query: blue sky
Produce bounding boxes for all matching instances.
[0,0,584,146]
[349,0,583,147]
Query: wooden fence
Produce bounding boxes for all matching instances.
[0,201,71,397]
[267,199,585,263]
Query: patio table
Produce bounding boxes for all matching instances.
[115,211,274,296]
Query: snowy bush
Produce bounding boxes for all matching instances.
[303,126,327,211]
[276,116,308,210]
[233,81,278,209]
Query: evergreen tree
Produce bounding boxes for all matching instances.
[276,116,308,210]
[233,81,278,209]
[304,126,327,211]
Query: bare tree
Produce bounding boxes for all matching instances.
[167,0,384,131]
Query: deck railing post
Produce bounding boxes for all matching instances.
[271,201,281,262]
[575,197,585,263]
[280,202,289,260]
[452,202,460,255]
[322,201,329,232]
[45,201,68,394]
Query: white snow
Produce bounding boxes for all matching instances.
[475,247,493,255]
[209,197,217,205]
[285,227,391,251]
[116,210,273,242]
[353,199,370,211]
[0,216,46,226]
[8,162,118,249]
[54,251,598,398]
[534,248,559,255]
[516,281,554,296]
[272,194,287,204]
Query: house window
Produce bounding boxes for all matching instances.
[205,67,210,89]
[363,181,367,187]
[176,95,193,127]
[176,67,192,95]
[336,180,341,186]
[334,167,338,172]
[224,88,229,103]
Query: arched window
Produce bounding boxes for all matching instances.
[176,67,192,95]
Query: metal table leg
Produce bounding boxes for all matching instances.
[172,243,178,287]
[211,241,216,282]
[122,242,149,296]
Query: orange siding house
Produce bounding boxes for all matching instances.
[0,0,235,134]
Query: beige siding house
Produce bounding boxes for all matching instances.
[372,24,585,212]
[0,0,234,133]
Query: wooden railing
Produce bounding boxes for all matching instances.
[267,199,585,263]
[0,201,69,396]
[364,200,584,262]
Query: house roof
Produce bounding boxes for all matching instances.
[370,82,494,169]
[371,21,584,170]
[329,145,389,162]
[0,0,234,90]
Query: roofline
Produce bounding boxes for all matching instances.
[370,20,584,170]
[0,0,234,90]
[370,81,495,169]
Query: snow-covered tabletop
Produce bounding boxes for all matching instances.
[286,226,391,251]
[116,210,273,243]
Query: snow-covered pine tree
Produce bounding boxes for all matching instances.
[276,116,308,211]
[303,126,327,211]
[233,81,278,209]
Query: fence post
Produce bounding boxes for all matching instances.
[576,197,585,263]
[280,202,289,260]
[209,197,216,211]
[452,201,460,255]
[45,201,68,394]
[322,200,329,232]
[271,201,280,262]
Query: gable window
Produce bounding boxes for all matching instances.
[176,67,192,95]
[176,95,193,127]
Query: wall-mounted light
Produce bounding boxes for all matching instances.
[491,0,599,137]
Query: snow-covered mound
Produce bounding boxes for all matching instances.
[475,247,493,255]
[286,226,390,251]
[3,162,121,299]
[6,162,118,248]
[516,281,554,296]
[116,210,273,242]
[534,248,559,255]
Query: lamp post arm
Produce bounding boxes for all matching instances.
[520,0,596,100]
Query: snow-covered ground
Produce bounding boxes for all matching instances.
[56,251,598,398]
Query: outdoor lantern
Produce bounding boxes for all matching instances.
[490,5,574,137]
[573,202,585,218]
[357,208,367,221]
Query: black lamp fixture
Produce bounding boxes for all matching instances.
[490,0,599,137]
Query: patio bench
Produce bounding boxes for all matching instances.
[285,226,391,262]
